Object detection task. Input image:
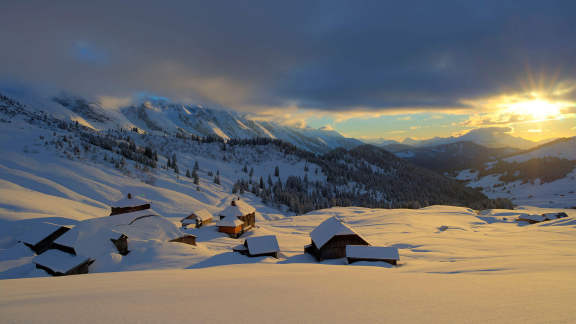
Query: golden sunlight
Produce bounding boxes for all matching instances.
[504,98,562,120]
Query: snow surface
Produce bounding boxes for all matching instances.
[1,263,575,323]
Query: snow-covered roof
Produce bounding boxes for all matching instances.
[111,195,150,208]
[181,219,195,225]
[182,209,212,223]
[517,214,546,222]
[54,209,183,257]
[246,235,280,255]
[543,212,568,220]
[346,245,399,261]
[217,217,243,227]
[219,200,256,218]
[33,250,92,274]
[310,217,362,249]
[18,223,66,246]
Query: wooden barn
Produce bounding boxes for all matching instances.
[180,209,213,229]
[304,217,370,261]
[346,245,400,265]
[19,223,71,255]
[110,193,151,216]
[234,235,280,258]
[217,199,256,238]
[169,235,197,246]
[33,250,94,276]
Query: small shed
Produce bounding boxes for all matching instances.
[169,235,197,246]
[33,250,94,276]
[516,214,547,224]
[304,217,370,261]
[346,245,399,265]
[181,209,213,229]
[19,223,71,255]
[217,217,245,238]
[110,234,130,255]
[235,235,280,258]
[110,193,151,216]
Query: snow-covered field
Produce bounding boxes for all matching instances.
[1,205,575,323]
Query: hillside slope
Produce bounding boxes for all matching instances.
[454,136,576,208]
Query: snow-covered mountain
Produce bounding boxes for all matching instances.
[403,128,541,149]
[453,136,576,208]
[0,88,361,153]
[368,127,548,150]
[393,141,519,172]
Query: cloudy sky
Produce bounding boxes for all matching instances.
[1,0,575,140]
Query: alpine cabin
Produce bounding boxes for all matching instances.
[304,217,370,261]
[110,193,151,216]
[181,209,213,229]
[217,199,256,238]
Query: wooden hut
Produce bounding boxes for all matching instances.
[217,199,256,238]
[217,217,245,238]
[304,217,370,261]
[180,209,213,229]
[110,193,151,216]
[346,245,399,265]
[19,223,71,255]
[234,235,280,258]
[33,250,94,276]
[169,235,197,246]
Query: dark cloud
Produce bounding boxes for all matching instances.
[1,0,575,111]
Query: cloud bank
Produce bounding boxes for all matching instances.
[1,0,576,117]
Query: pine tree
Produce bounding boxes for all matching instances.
[259,176,264,189]
[186,169,191,178]
[214,174,220,185]
[193,161,199,171]
[192,169,199,185]
[249,167,254,177]
[274,166,280,177]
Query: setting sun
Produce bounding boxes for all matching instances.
[505,98,562,120]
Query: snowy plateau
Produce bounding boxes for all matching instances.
[0,92,575,323]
